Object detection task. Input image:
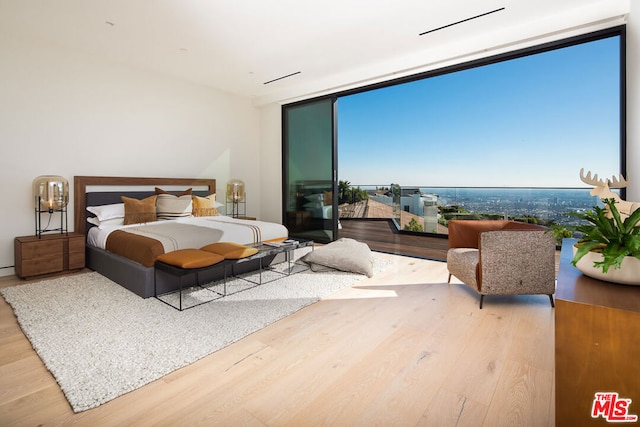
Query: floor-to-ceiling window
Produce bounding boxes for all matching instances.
[284,26,625,241]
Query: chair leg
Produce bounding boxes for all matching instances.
[479,295,484,309]
[447,273,452,283]
[549,294,555,308]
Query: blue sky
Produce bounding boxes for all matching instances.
[337,36,621,188]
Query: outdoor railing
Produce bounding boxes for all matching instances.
[340,186,606,236]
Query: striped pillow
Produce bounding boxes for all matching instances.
[156,193,193,220]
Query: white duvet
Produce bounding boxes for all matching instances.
[87,216,288,252]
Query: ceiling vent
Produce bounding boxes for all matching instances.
[419,7,505,36]
[263,71,301,85]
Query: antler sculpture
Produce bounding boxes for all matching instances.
[579,168,628,190]
[579,168,637,219]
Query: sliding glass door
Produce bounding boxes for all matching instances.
[282,98,337,243]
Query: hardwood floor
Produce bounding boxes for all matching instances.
[0,252,555,426]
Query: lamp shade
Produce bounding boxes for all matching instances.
[33,175,69,210]
[226,179,245,202]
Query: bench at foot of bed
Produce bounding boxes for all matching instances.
[154,243,261,311]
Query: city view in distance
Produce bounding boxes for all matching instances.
[341,185,608,234]
[419,187,603,226]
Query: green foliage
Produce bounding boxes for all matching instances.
[550,224,573,245]
[404,217,424,232]
[338,180,351,204]
[569,198,640,273]
[389,183,401,201]
[513,216,538,224]
[338,180,369,204]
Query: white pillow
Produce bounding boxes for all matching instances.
[306,193,324,202]
[87,216,125,228]
[87,203,125,221]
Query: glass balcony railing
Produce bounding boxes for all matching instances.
[339,185,611,236]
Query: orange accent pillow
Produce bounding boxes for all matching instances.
[121,195,157,225]
[192,194,219,217]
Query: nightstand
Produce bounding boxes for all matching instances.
[236,216,257,220]
[14,233,85,279]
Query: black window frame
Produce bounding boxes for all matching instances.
[282,25,626,237]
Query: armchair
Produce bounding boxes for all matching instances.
[446,220,556,308]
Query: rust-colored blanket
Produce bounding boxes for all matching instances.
[105,230,165,267]
[98,217,288,267]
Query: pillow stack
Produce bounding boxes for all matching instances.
[86,187,224,228]
[86,203,125,228]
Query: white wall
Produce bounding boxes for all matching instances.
[627,2,640,201]
[257,103,283,223]
[0,37,261,277]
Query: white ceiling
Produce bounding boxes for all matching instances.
[0,0,629,105]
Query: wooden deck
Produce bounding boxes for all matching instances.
[338,218,561,275]
[338,218,449,261]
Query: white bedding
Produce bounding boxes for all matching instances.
[87,215,288,252]
[305,205,332,219]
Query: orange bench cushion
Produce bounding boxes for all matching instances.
[156,249,224,269]
[200,242,259,259]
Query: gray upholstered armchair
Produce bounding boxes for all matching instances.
[446,220,556,309]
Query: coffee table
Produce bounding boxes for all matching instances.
[234,239,314,286]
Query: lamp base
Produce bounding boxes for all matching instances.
[35,205,68,238]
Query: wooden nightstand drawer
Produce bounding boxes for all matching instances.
[20,239,63,260]
[67,234,86,270]
[15,233,85,279]
[68,235,85,253]
[20,256,64,277]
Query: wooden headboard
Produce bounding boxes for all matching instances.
[74,176,216,236]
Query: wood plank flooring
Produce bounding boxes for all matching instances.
[338,219,450,261]
[0,252,555,426]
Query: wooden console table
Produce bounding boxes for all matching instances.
[555,239,640,426]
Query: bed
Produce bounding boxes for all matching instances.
[74,176,288,298]
[294,181,333,220]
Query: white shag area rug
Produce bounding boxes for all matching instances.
[1,254,392,413]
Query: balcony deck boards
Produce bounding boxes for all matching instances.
[338,218,561,274]
[338,218,449,261]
